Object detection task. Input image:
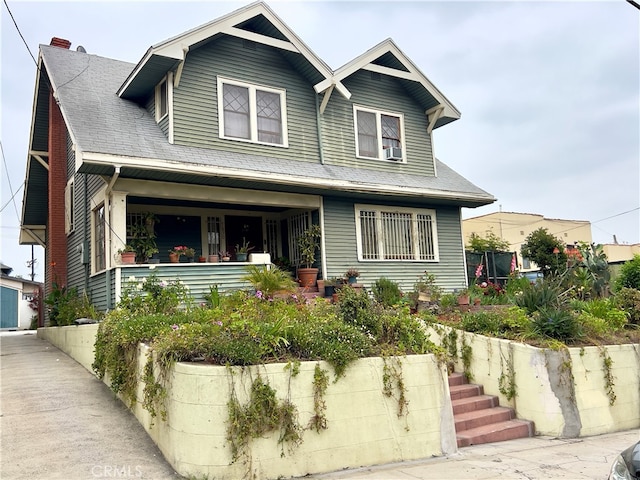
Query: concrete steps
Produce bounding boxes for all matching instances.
[449,372,534,448]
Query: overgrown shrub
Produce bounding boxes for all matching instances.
[573,298,628,332]
[118,274,191,315]
[615,254,640,291]
[44,283,101,326]
[378,307,438,355]
[372,277,403,307]
[459,307,531,339]
[613,287,640,325]
[337,285,381,337]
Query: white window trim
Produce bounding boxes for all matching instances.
[217,76,289,148]
[155,77,168,122]
[354,204,439,262]
[353,105,406,163]
[65,177,74,235]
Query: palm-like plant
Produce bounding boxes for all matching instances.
[243,265,297,297]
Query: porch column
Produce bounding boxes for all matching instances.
[109,191,128,268]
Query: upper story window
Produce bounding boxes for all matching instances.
[355,204,438,262]
[155,77,168,121]
[217,77,288,147]
[354,106,405,162]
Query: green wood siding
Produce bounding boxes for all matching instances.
[172,35,320,162]
[322,196,466,292]
[321,70,435,176]
[88,270,109,312]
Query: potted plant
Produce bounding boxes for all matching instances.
[129,224,158,264]
[184,247,196,262]
[118,245,136,264]
[219,250,231,262]
[413,271,442,303]
[345,268,360,284]
[235,238,253,262]
[323,277,340,297]
[169,246,188,263]
[297,224,321,287]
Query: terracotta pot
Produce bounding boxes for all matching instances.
[208,255,219,263]
[458,294,470,306]
[198,256,206,263]
[169,253,179,263]
[297,267,318,288]
[120,252,136,264]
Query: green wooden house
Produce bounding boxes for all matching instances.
[20,1,494,312]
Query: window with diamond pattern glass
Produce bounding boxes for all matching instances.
[223,84,250,139]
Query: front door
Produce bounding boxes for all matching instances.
[225,215,264,259]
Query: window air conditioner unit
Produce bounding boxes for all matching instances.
[384,147,403,161]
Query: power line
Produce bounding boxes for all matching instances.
[2,0,38,68]
[0,141,22,220]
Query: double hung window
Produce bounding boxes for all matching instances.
[355,205,438,261]
[94,205,106,271]
[218,77,287,147]
[354,106,405,161]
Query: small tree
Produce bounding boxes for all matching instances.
[466,231,510,253]
[615,254,640,290]
[520,228,567,277]
[573,242,610,298]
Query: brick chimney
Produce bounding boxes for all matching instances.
[50,37,71,49]
[47,87,68,291]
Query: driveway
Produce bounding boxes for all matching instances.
[0,331,181,480]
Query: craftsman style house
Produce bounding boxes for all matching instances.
[20,2,494,311]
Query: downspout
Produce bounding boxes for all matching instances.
[104,166,120,309]
[83,173,89,294]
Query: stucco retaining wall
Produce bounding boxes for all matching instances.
[427,326,640,437]
[38,325,456,479]
[38,324,98,372]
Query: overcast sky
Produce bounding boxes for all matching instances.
[1,0,639,281]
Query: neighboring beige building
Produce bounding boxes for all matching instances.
[603,243,640,263]
[462,212,593,272]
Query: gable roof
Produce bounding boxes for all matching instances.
[28,46,493,211]
[21,3,495,244]
[118,1,347,100]
[315,38,460,128]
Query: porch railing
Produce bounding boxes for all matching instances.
[116,261,269,305]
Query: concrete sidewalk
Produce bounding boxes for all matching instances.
[1,330,638,480]
[0,331,180,480]
[303,429,639,479]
